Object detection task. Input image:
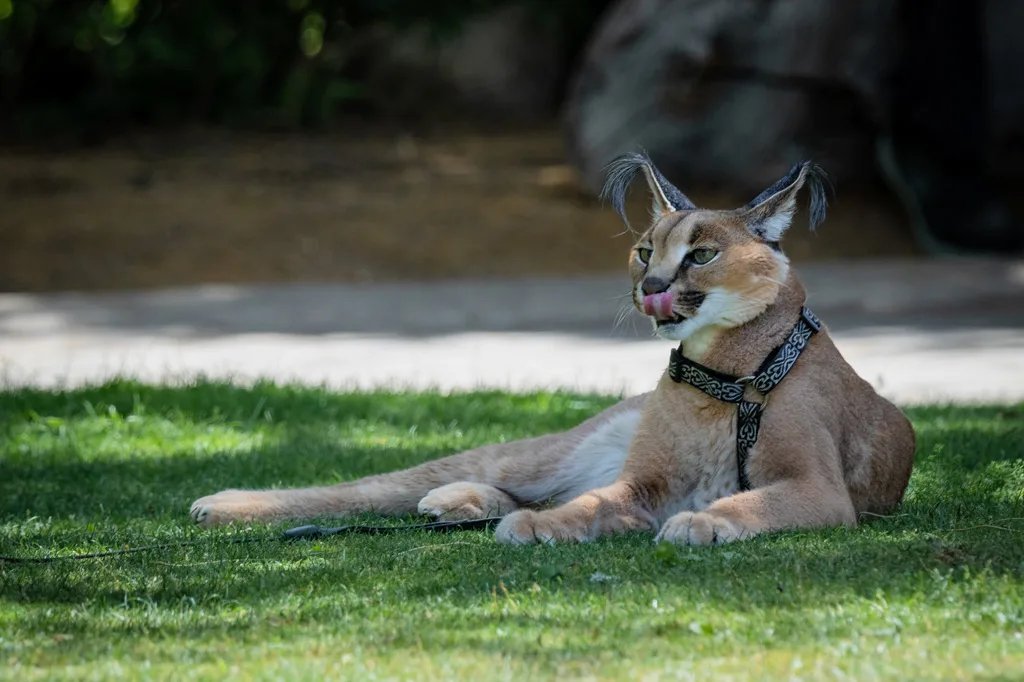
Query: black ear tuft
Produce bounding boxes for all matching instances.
[746,161,832,233]
[804,163,832,232]
[600,152,695,227]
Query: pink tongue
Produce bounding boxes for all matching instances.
[643,292,675,318]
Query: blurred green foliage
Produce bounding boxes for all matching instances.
[0,0,605,140]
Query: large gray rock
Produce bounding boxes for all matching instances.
[370,6,563,120]
[565,0,899,192]
[987,0,1024,175]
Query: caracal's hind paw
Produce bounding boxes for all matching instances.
[417,482,518,521]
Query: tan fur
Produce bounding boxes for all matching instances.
[417,482,519,520]
[190,165,915,547]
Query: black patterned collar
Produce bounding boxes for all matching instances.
[667,307,821,490]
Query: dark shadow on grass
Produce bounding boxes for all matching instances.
[0,434,447,521]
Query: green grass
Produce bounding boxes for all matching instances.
[1,381,1022,681]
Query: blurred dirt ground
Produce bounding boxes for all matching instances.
[0,128,917,292]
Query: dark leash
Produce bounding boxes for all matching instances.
[668,306,821,491]
[280,516,501,539]
[0,517,504,564]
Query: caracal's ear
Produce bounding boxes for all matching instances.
[743,161,831,243]
[601,152,696,228]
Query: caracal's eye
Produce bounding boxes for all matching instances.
[690,247,719,265]
[636,247,653,265]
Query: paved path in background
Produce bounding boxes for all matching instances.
[1,258,1022,404]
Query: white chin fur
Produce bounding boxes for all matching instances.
[651,287,754,343]
[652,318,695,341]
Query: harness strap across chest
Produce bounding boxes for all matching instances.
[667,307,821,491]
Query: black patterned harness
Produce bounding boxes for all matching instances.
[667,307,821,491]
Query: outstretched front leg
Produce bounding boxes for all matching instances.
[495,480,657,544]
[655,476,856,546]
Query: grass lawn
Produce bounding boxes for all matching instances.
[1,381,1022,680]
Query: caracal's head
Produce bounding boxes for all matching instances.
[602,153,830,344]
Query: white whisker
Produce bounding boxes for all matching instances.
[612,301,636,331]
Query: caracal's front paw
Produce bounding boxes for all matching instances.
[494,509,591,545]
[417,482,518,521]
[189,489,274,527]
[655,511,743,546]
